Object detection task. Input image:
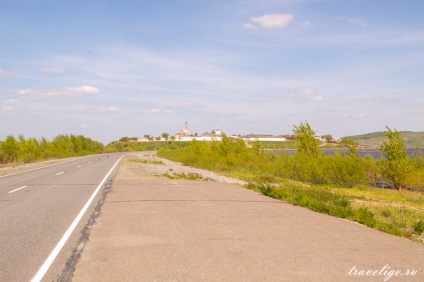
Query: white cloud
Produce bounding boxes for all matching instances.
[80,124,89,128]
[311,96,324,101]
[18,86,99,97]
[72,106,121,113]
[3,99,22,104]
[0,107,13,111]
[302,89,313,95]
[94,106,121,113]
[243,23,256,29]
[244,13,294,29]
[0,70,7,78]
[159,101,196,108]
[41,66,66,73]
[145,108,161,113]
[347,18,368,28]
[144,108,174,114]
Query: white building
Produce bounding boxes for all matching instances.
[242,134,286,142]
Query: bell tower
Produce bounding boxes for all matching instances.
[182,121,191,135]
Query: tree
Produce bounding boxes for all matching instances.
[342,138,359,158]
[161,133,169,141]
[119,137,130,142]
[378,126,413,190]
[292,121,322,158]
[322,134,333,142]
[144,134,154,141]
[1,135,19,163]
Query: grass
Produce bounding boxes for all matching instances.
[345,131,424,148]
[246,181,424,242]
[160,172,210,181]
[158,139,424,243]
[128,158,164,165]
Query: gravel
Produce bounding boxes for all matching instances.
[115,151,247,185]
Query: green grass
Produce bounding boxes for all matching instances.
[160,172,210,181]
[129,158,164,165]
[344,131,424,148]
[252,141,296,150]
[158,138,424,244]
[246,182,423,242]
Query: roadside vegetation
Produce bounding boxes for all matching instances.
[106,140,190,152]
[0,134,104,165]
[128,158,164,165]
[158,122,424,243]
[160,172,209,181]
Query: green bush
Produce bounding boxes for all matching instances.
[413,221,424,235]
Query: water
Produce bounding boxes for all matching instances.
[272,148,424,159]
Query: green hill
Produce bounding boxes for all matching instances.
[343,131,424,148]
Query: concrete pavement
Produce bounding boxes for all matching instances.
[73,178,424,281]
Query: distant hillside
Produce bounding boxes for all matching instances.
[343,131,424,148]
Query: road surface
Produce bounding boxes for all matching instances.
[0,153,125,281]
[73,176,424,281]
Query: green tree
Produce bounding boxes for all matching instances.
[342,138,359,158]
[322,134,333,142]
[119,137,130,142]
[161,133,170,141]
[378,126,413,190]
[1,135,20,163]
[293,121,322,158]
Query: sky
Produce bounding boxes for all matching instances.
[1,0,423,144]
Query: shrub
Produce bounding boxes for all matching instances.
[413,221,424,235]
[293,121,322,158]
[378,127,414,189]
[354,207,376,227]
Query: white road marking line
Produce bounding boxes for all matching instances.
[77,165,82,168]
[88,162,92,163]
[56,172,64,176]
[8,186,28,194]
[31,154,126,282]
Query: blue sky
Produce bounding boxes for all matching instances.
[1,0,423,143]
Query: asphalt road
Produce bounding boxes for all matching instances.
[74,178,424,281]
[0,153,126,282]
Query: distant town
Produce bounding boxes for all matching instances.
[130,122,344,145]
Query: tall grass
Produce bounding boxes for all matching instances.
[159,137,370,188]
